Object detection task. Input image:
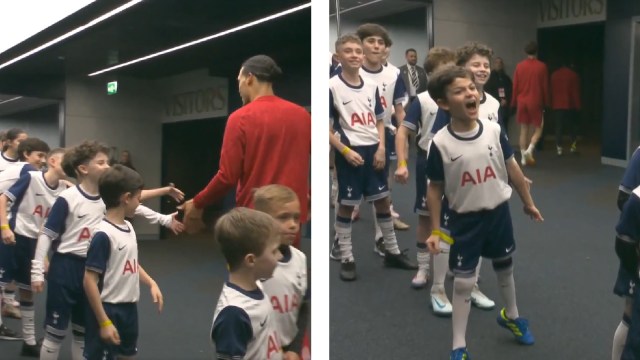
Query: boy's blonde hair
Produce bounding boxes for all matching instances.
[334,33,362,52]
[214,207,279,271]
[253,184,299,213]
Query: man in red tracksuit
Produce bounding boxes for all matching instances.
[550,61,581,156]
[511,41,549,166]
[182,55,311,248]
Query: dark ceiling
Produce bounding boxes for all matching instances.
[0,0,311,97]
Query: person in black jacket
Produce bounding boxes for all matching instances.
[485,56,513,133]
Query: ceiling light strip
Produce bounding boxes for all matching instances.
[88,2,311,77]
[0,0,144,71]
[0,96,23,105]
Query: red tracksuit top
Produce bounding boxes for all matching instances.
[193,95,311,223]
[511,58,550,109]
[550,66,581,110]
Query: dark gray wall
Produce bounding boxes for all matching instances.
[603,0,640,160]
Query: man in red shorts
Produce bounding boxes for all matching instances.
[511,41,549,166]
[181,55,311,248]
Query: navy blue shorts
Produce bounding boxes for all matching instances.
[385,127,397,160]
[85,302,139,360]
[14,234,37,290]
[414,149,429,216]
[446,201,515,275]
[335,144,389,206]
[614,263,637,298]
[0,240,16,286]
[44,253,87,337]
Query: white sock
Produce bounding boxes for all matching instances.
[335,216,354,262]
[372,204,383,240]
[416,245,430,272]
[21,302,36,345]
[527,143,535,154]
[378,214,400,255]
[40,337,62,360]
[432,244,450,292]
[475,258,482,284]
[496,265,519,319]
[612,318,629,360]
[71,334,84,360]
[452,275,475,350]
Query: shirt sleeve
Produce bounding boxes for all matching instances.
[430,109,450,136]
[374,88,384,120]
[85,231,111,274]
[500,128,514,161]
[211,306,253,359]
[134,205,172,227]
[193,113,245,209]
[621,150,640,192]
[402,98,421,132]
[42,196,69,239]
[393,74,407,104]
[4,172,31,203]
[426,141,444,182]
[329,89,336,124]
[20,165,36,176]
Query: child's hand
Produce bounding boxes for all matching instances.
[150,283,164,313]
[394,166,409,184]
[100,323,121,345]
[373,147,386,170]
[343,150,364,167]
[426,234,441,254]
[166,184,185,203]
[524,204,543,222]
[1,228,15,245]
[284,351,301,360]
[167,214,185,235]
[31,281,44,293]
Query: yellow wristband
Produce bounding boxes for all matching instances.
[341,147,351,155]
[0,224,9,230]
[100,320,113,328]
[398,160,408,168]
[431,229,441,236]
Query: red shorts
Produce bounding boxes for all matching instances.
[516,102,544,127]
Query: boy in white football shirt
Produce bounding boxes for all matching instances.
[254,185,309,360]
[330,34,416,281]
[83,164,163,360]
[0,148,67,356]
[211,207,283,360]
[31,141,112,360]
[425,66,543,360]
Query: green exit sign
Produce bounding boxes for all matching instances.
[107,81,118,95]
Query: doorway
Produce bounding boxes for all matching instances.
[538,22,605,147]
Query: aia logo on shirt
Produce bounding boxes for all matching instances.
[461,166,497,187]
[267,330,281,359]
[271,293,300,314]
[350,112,375,126]
[77,227,91,242]
[32,205,51,218]
[379,95,388,109]
[122,259,138,275]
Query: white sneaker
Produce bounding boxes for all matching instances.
[430,287,453,316]
[411,269,428,289]
[520,151,527,166]
[556,146,563,156]
[470,284,495,310]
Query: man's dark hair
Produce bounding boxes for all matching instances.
[405,48,417,55]
[525,41,538,55]
[99,164,144,209]
[241,55,283,82]
[17,138,50,161]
